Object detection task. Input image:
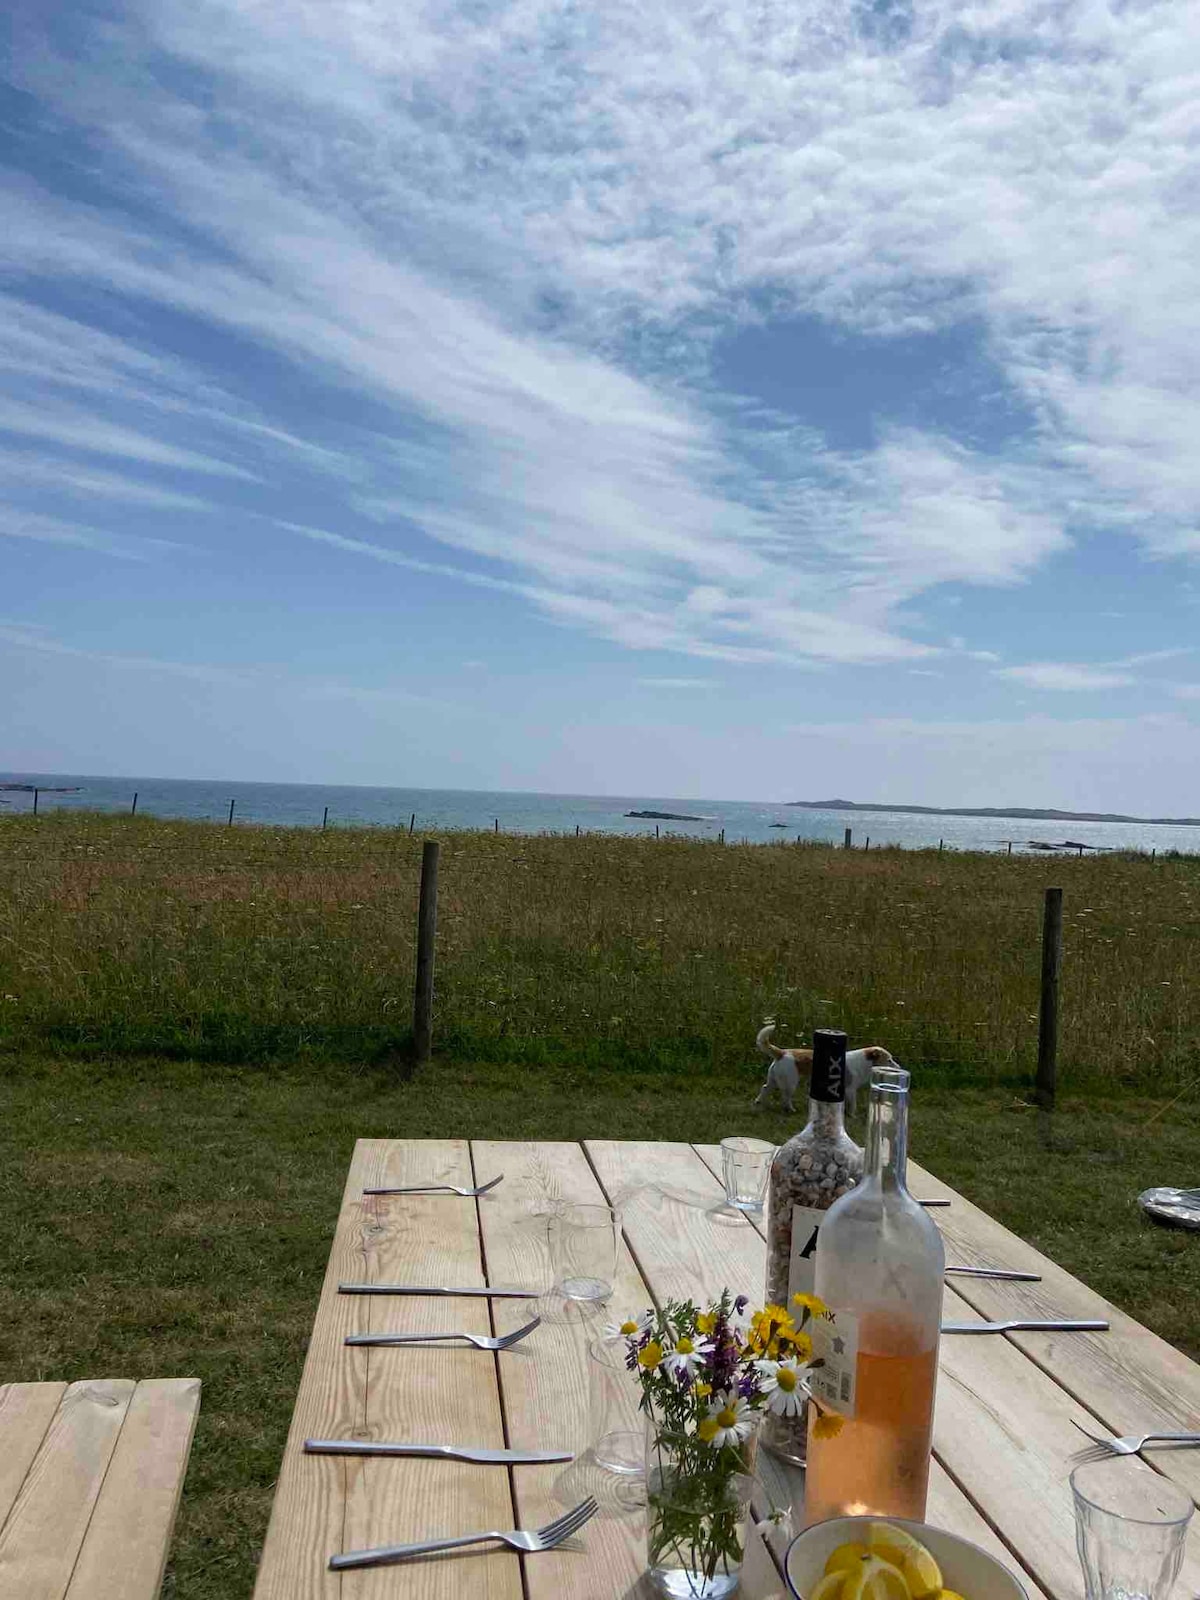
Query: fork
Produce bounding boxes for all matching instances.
[1071,1419,1200,1462]
[363,1174,503,1197]
[329,1496,599,1570]
[345,1316,541,1350]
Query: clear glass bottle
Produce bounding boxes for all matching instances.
[804,1063,944,1523]
[762,1029,863,1466]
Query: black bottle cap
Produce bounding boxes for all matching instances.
[811,1029,849,1103]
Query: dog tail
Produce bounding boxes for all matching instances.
[756,1024,784,1060]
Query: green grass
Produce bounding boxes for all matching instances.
[3,812,1200,1089]
[1,1052,1198,1598]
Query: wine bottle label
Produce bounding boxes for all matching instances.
[810,1309,859,1418]
[786,1205,825,1304]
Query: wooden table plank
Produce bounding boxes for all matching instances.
[0,1378,134,1600]
[64,1377,201,1600]
[590,1142,1047,1600]
[0,1384,66,1530]
[254,1139,520,1600]
[908,1157,1200,1502]
[472,1139,785,1599]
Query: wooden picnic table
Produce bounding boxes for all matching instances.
[253,1140,1200,1599]
[0,1376,200,1600]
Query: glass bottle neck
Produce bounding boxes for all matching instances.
[864,1068,911,1191]
[807,1097,846,1138]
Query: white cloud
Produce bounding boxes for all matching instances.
[638,677,717,689]
[6,0,1200,679]
[0,509,178,560]
[994,663,1138,692]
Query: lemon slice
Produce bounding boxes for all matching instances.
[811,1569,851,1600]
[825,1543,870,1577]
[841,1555,910,1600]
[866,1524,943,1600]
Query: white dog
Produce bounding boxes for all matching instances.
[754,1024,897,1114]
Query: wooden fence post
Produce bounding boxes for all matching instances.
[227,798,236,826]
[413,840,440,1064]
[131,792,139,817]
[865,836,870,852]
[1035,887,1063,1110]
[322,806,329,830]
[844,827,852,849]
[409,812,416,835]
[938,839,944,855]
[32,787,39,817]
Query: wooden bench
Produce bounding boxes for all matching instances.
[0,1377,201,1600]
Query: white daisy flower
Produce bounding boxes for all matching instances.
[756,1356,809,1417]
[699,1391,754,1448]
[663,1333,713,1378]
[605,1310,653,1340]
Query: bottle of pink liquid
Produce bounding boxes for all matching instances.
[804,1064,944,1523]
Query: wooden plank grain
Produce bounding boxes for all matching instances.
[253,1139,379,1600]
[472,1140,657,1600]
[0,1384,66,1530]
[64,1377,201,1600]
[0,1378,133,1600]
[908,1157,1200,1504]
[338,1140,520,1600]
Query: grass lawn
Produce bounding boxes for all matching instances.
[2,1053,1198,1598]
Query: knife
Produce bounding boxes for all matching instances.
[945,1267,1042,1282]
[917,1199,950,1207]
[338,1283,539,1298]
[304,1439,573,1464]
[942,1318,1109,1333]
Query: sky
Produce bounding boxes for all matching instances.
[4,0,1200,809]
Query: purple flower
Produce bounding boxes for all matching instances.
[738,1371,757,1400]
[734,1295,749,1315]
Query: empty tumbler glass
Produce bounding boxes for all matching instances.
[551,1202,620,1301]
[1072,1457,1194,1600]
[588,1335,644,1475]
[720,1136,775,1213]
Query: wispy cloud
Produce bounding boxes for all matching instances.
[995,663,1138,693]
[638,677,718,690]
[0,510,178,560]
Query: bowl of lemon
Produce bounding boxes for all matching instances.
[784,1517,1028,1600]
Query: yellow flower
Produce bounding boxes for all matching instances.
[785,1329,813,1362]
[696,1312,716,1335]
[638,1340,664,1370]
[695,1382,712,1398]
[792,1292,830,1319]
[812,1410,845,1440]
[697,1417,719,1443]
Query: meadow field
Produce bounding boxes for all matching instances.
[1,813,1198,1597]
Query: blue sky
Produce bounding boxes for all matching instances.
[4,0,1200,808]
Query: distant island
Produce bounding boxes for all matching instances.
[626,809,706,821]
[788,798,1200,826]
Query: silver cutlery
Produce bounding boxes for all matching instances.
[346,1316,541,1350]
[338,1283,538,1298]
[304,1439,574,1464]
[329,1496,599,1570]
[363,1175,503,1197]
[945,1266,1042,1282]
[943,1318,1109,1333]
[1071,1420,1200,1463]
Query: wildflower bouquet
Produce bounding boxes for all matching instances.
[620,1290,840,1595]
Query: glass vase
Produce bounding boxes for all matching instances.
[644,1409,757,1599]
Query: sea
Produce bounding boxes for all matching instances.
[2,771,1198,855]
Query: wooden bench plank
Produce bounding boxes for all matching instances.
[588,1142,1046,1600]
[0,1378,134,1600]
[908,1157,1200,1503]
[0,1384,67,1530]
[64,1377,201,1600]
[342,1139,521,1600]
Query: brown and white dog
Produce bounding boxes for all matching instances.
[754,1024,896,1114]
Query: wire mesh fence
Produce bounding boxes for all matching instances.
[0,812,1197,1090]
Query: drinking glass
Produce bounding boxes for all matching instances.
[720,1137,775,1213]
[1072,1457,1194,1600]
[551,1202,620,1301]
[588,1335,643,1475]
